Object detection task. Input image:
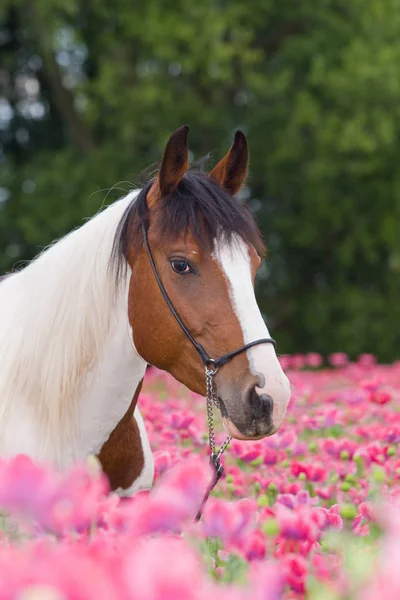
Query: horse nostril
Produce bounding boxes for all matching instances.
[248,386,273,421]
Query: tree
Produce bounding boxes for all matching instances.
[1,0,399,360]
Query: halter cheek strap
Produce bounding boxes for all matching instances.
[140,205,277,519]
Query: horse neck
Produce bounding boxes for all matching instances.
[0,191,146,465]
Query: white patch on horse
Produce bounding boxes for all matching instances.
[116,407,155,497]
[0,190,151,472]
[77,287,147,461]
[212,235,291,430]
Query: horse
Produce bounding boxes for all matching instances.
[0,126,291,496]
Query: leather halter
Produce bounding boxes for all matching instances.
[140,217,276,369]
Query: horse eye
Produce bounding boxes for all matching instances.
[171,259,192,274]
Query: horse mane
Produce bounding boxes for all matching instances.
[0,192,138,465]
[110,170,266,283]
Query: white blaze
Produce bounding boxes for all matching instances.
[212,236,291,430]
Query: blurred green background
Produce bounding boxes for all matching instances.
[1,0,400,361]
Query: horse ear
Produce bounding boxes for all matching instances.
[209,130,249,195]
[148,125,189,206]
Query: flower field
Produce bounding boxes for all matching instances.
[0,354,399,599]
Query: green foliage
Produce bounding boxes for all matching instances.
[1,0,400,359]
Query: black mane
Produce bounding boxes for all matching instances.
[110,171,265,282]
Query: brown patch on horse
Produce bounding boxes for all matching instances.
[209,130,249,195]
[97,379,145,491]
[147,125,189,207]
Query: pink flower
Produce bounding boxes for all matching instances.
[157,455,212,508]
[357,354,377,367]
[275,505,322,542]
[169,410,195,430]
[291,355,307,370]
[0,455,109,534]
[122,489,193,535]
[241,530,266,561]
[281,554,307,594]
[359,501,375,521]
[122,538,204,600]
[153,450,175,477]
[248,562,284,600]
[277,494,295,510]
[312,553,342,585]
[329,353,349,367]
[275,430,297,450]
[121,457,213,534]
[306,353,323,368]
[315,485,335,500]
[290,461,327,483]
[0,361,398,600]
[0,540,122,600]
[360,378,384,393]
[231,441,263,463]
[278,355,292,370]
[263,447,278,465]
[0,455,56,518]
[326,505,343,530]
[202,498,256,543]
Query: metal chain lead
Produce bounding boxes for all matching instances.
[194,367,233,521]
[205,366,232,463]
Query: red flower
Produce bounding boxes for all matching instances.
[369,391,391,405]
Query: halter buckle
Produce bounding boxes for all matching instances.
[205,361,218,376]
